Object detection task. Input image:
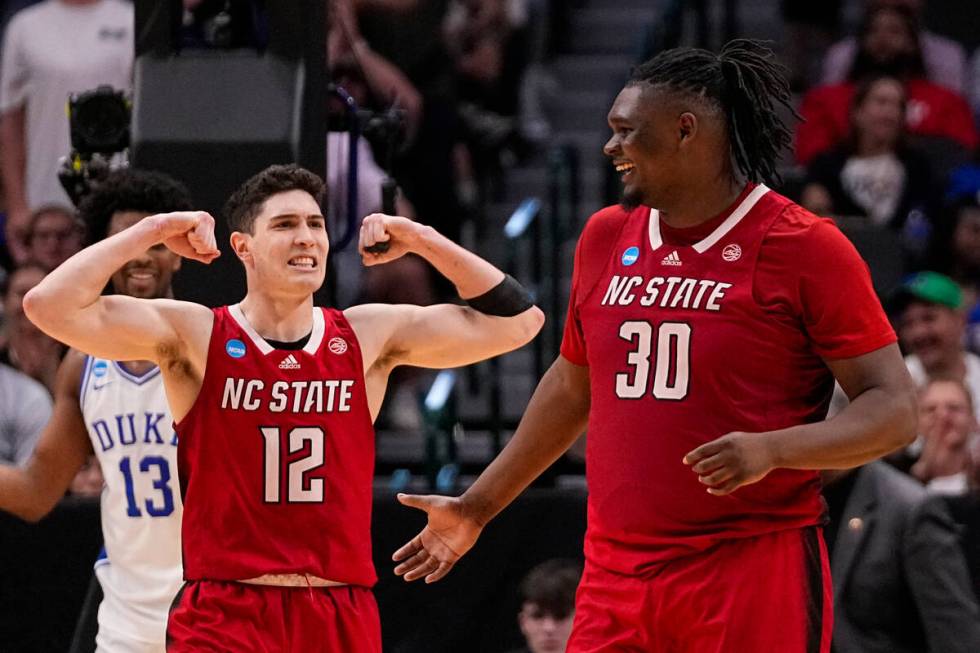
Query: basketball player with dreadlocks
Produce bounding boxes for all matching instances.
[393,40,917,651]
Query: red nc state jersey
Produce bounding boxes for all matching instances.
[176,305,376,586]
[561,184,896,576]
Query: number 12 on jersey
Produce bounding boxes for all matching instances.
[616,320,691,400]
[261,426,326,503]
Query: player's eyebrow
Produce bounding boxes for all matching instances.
[269,213,325,221]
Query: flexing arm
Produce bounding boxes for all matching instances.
[685,343,917,495]
[347,214,544,371]
[392,355,589,583]
[0,106,30,263]
[23,211,219,363]
[0,351,93,522]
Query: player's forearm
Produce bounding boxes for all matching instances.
[460,357,589,526]
[765,384,917,470]
[410,225,505,300]
[0,464,64,523]
[23,217,161,329]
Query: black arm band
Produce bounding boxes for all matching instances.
[465,274,534,317]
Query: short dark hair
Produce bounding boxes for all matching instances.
[78,169,194,245]
[223,164,325,234]
[519,559,581,619]
[627,39,797,186]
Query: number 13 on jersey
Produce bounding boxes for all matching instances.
[616,320,691,400]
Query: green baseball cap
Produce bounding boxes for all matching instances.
[891,271,963,311]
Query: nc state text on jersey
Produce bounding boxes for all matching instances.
[601,275,732,310]
[221,377,356,413]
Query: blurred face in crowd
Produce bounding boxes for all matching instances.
[232,190,328,298]
[953,206,980,272]
[4,265,46,332]
[898,301,965,370]
[28,207,84,272]
[919,380,975,451]
[862,8,916,65]
[107,211,181,300]
[519,602,575,653]
[852,78,905,149]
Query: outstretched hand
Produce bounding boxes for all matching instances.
[151,211,221,264]
[683,431,776,496]
[392,493,483,584]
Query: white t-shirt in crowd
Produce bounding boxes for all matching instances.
[0,0,133,209]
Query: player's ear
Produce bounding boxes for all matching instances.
[678,112,698,145]
[230,231,252,264]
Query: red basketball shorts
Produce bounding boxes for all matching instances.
[166,580,381,652]
[568,527,833,653]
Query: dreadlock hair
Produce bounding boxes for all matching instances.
[627,39,798,186]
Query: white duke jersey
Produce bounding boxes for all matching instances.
[79,357,182,651]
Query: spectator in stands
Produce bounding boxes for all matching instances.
[329,0,423,145]
[821,0,967,93]
[0,0,133,265]
[796,3,976,166]
[822,461,980,653]
[801,75,937,237]
[941,435,980,604]
[23,204,84,272]
[508,559,580,653]
[892,272,980,418]
[780,0,843,91]
[907,378,977,493]
[1,262,63,392]
[0,357,51,464]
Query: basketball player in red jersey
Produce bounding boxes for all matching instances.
[393,40,918,652]
[22,164,544,652]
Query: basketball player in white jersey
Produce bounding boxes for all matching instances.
[0,170,193,652]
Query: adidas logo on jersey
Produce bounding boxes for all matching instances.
[661,251,682,266]
[278,354,301,370]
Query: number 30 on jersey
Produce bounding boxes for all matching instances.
[616,320,691,400]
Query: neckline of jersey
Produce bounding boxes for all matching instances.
[648,183,769,254]
[228,304,326,356]
[112,360,161,385]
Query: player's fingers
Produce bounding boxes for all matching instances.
[371,218,389,247]
[698,467,735,487]
[683,441,721,466]
[425,561,454,584]
[403,557,440,582]
[392,534,423,562]
[396,493,436,512]
[706,478,742,496]
[393,548,429,576]
[689,453,727,476]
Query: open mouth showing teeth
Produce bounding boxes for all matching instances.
[615,162,635,173]
[288,256,317,269]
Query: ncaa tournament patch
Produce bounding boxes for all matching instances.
[621,246,639,266]
[225,339,247,359]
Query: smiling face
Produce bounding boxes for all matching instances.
[108,211,181,299]
[899,301,965,371]
[231,189,328,298]
[603,84,711,211]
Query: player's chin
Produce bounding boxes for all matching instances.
[620,185,645,210]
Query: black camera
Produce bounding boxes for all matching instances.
[68,86,131,154]
[59,86,131,206]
